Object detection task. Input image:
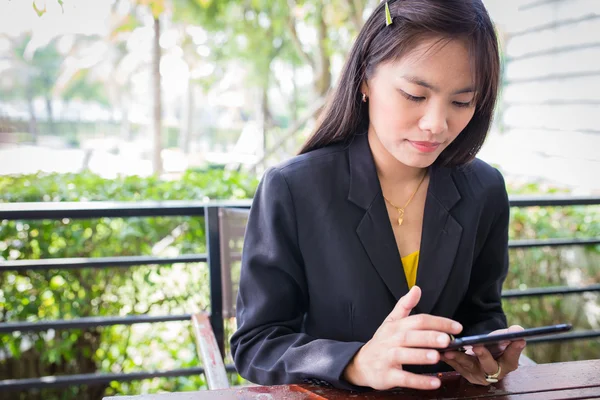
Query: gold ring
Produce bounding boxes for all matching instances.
[484,363,502,383]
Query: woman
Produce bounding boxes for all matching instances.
[231,0,525,391]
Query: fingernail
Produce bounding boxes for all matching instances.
[444,352,455,359]
[438,334,448,345]
[427,351,438,361]
[452,322,462,331]
[431,379,440,388]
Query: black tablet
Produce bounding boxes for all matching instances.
[442,323,572,357]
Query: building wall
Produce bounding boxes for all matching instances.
[482,0,600,192]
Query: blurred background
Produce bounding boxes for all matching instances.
[0,0,598,399]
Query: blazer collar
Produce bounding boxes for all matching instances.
[348,132,463,314]
[347,132,461,212]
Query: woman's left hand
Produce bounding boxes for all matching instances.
[440,325,526,386]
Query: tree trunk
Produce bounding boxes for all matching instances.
[314,3,331,99]
[291,65,298,125]
[248,96,326,173]
[26,91,38,144]
[152,16,163,175]
[260,84,269,155]
[179,78,194,154]
[347,0,366,33]
[121,104,131,141]
[44,74,55,136]
[45,97,54,124]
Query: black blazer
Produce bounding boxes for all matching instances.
[230,132,509,390]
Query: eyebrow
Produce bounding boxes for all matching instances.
[402,75,475,95]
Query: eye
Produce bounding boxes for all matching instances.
[453,101,473,108]
[400,90,425,103]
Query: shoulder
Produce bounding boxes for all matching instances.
[456,158,504,185]
[265,142,348,186]
[450,158,508,210]
[277,142,347,173]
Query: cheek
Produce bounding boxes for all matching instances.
[370,97,416,132]
[449,111,476,139]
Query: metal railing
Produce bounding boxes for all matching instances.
[0,196,599,391]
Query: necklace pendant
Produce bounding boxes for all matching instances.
[397,209,405,226]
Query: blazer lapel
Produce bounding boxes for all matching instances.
[413,165,462,315]
[348,133,410,301]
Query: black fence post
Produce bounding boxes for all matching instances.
[205,205,225,357]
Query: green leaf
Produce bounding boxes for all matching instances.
[32,1,46,17]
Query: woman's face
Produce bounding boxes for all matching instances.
[362,37,477,169]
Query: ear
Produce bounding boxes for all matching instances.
[360,81,369,97]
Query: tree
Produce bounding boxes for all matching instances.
[46,0,168,174]
[133,0,167,175]
[0,34,63,142]
[177,0,376,168]
[34,0,377,168]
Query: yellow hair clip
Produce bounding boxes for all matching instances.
[385,2,393,26]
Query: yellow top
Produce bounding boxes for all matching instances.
[401,250,420,289]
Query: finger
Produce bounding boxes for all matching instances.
[389,347,441,366]
[440,355,460,371]
[385,369,441,390]
[442,351,460,360]
[441,356,468,375]
[488,324,523,338]
[473,346,500,376]
[508,325,525,333]
[394,330,452,349]
[399,314,463,335]
[485,342,509,358]
[441,355,488,386]
[500,339,526,372]
[443,351,477,370]
[386,286,421,322]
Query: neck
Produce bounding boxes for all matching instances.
[367,129,427,186]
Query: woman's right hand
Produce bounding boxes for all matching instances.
[343,286,463,390]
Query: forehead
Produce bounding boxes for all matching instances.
[377,37,474,89]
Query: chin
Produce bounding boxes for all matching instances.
[394,152,439,169]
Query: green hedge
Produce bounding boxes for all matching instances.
[0,171,598,400]
[501,182,599,364]
[0,170,257,400]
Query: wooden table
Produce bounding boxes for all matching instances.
[104,359,600,400]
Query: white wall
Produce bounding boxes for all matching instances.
[480,0,600,193]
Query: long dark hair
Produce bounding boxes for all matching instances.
[299,0,500,166]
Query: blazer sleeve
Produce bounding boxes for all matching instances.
[230,167,364,390]
[454,169,510,336]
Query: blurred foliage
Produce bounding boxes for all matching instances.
[503,181,600,363]
[12,0,377,163]
[0,169,257,400]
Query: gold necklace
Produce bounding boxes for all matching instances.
[383,171,427,226]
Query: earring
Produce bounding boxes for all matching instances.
[362,93,368,102]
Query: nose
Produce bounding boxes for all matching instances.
[418,102,448,136]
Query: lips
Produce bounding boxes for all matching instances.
[408,140,441,153]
